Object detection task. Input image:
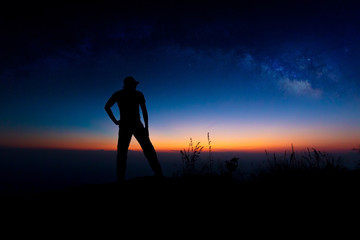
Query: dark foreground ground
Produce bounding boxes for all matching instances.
[2,171,360,236]
[4,169,360,211]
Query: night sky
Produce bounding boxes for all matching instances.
[1,0,359,152]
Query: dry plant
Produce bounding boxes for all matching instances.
[264,144,344,173]
[180,138,204,176]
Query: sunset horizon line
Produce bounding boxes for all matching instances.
[0,144,356,153]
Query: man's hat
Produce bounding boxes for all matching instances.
[124,76,139,86]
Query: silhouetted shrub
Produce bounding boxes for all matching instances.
[224,157,239,178]
[180,138,204,176]
[262,145,345,175]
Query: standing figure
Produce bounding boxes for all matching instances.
[105,76,163,182]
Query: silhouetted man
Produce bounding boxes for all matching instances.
[105,76,163,182]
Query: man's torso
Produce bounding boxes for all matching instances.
[114,89,145,121]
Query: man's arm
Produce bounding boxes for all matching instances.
[105,94,120,125]
[140,101,149,130]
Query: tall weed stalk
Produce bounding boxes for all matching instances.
[180,138,204,176]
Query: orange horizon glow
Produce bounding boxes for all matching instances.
[1,122,359,153]
[0,143,356,153]
[0,132,358,153]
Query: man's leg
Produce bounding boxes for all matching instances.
[134,125,163,177]
[117,126,132,183]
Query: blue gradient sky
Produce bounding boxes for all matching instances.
[0,0,359,151]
